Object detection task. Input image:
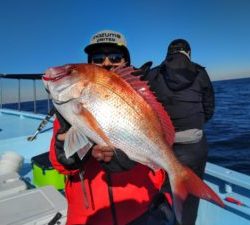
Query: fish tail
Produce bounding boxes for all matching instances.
[171,166,224,224]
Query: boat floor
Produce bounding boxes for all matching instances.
[0,109,53,178]
[0,108,250,225]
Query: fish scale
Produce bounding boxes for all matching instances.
[82,89,163,168]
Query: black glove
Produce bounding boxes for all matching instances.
[55,109,71,134]
[132,61,153,80]
[54,109,85,170]
[100,149,137,172]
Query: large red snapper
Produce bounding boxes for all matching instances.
[43,63,224,223]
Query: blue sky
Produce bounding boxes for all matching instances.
[1,0,250,102]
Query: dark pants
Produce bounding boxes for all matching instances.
[128,193,176,225]
[165,136,208,225]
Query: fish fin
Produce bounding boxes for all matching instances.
[171,166,225,224]
[76,104,114,148]
[115,66,175,146]
[64,127,93,158]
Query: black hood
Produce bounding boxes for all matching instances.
[161,53,199,91]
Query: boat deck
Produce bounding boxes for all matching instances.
[0,109,53,178]
[198,162,250,224]
[0,108,250,225]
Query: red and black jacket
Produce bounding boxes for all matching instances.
[49,118,171,225]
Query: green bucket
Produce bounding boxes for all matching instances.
[31,152,65,190]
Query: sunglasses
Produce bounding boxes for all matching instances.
[91,53,124,64]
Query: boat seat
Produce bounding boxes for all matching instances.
[0,185,67,225]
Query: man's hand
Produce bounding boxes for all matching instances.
[57,132,66,141]
[91,145,114,162]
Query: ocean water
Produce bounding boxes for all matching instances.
[205,77,250,175]
[2,77,250,175]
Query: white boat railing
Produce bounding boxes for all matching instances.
[0,73,51,113]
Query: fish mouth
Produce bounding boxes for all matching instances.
[43,64,75,82]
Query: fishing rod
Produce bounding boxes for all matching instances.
[27,107,55,141]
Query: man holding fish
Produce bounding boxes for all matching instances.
[47,30,176,225]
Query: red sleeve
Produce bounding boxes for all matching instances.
[49,118,79,176]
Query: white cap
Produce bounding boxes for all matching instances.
[84,30,131,65]
[84,30,128,54]
[89,30,127,46]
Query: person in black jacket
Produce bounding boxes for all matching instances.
[144,39,215,225]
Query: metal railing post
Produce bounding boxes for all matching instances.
[33,80,37,113]
[18,79,21,111]
[0,78,2,109]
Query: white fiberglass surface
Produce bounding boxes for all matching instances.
[0,109,53,177]
[0,109,53,140]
